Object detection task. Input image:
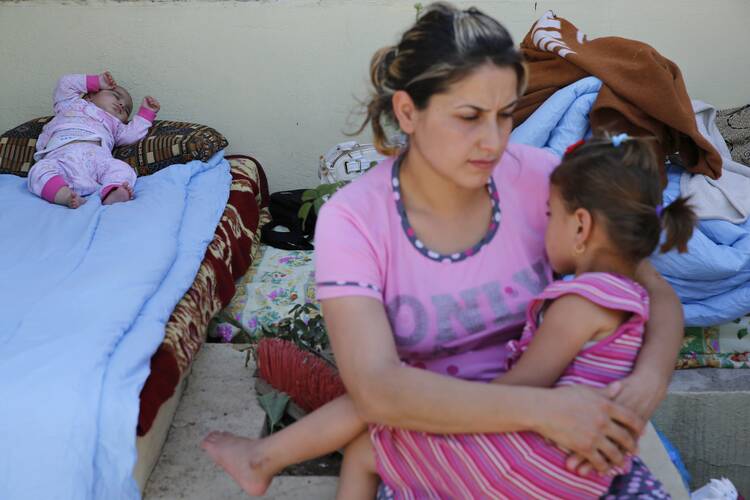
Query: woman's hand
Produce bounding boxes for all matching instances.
[142,96,160,113]
[611,368,667,426]
[564,371,668,476]
[535,383,643,475]
[99,71,116,90]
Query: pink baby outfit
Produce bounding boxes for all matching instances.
[372,273,649,499]
[27,74,156,202]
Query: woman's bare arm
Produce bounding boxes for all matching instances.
[323,296,643,472]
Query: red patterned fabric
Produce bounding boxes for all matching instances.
[137,155,270,436]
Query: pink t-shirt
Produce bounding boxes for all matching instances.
[315,143,559,382]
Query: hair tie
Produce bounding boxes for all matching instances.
[565,139,585,155]
[611,133,629,147]
[656,204,664,218]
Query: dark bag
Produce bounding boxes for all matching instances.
[261,189,317,250]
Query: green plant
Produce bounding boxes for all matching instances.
[298,181,349,231]
[259,302,329,354]
[215,303,330,367]
[414,2,424,19]
[258,390,290,433]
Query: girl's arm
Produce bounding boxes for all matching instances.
[51,74,99,113]
[323,295,643,473]
[492,294,626,388]
[115,97,159,146]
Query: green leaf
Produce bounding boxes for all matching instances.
[298,202,312,226]
[317,184,340,197]
[258,390,290,433]
[738,328,748,340]
[301,189,318,201]
[313,197,326,214]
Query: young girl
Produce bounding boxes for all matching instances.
[27,71,160,208]
[202,133,695,499]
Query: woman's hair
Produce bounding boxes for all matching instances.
[356,2,525,155]
[550,133,696,262]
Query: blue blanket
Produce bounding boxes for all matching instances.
[0,152,231,500]
[510,76,601,156]
[652,167,750,326]
[510,78,750,326]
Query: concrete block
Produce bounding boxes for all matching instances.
[144,344,338,499]
[653,369,750,495]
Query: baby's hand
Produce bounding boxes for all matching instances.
[142,96,160,113]
[99,71,117,90]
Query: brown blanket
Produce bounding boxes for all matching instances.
[514,11,721,180]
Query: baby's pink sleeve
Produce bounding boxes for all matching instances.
[52,74,97,113]
[314,200,384,302]
[115,107,156,146]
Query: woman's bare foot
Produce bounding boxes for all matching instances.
[53,186,86,209]
[201,431,277,496]
[102,183,133,205]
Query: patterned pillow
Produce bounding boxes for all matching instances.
[113,120,229,176]
[0,117,228,177]
[0,117,50,176]
[716,105,750,167]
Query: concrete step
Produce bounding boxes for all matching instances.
[144,344,337,500]
[654,368,750,495]
[145,344,748,498]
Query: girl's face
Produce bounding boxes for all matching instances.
[545,186,579,275]
[405,64,519,190]
[86,86,132,123]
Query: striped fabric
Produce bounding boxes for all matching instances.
[371,273,649,499]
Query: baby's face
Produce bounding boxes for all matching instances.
[86,86,133,123]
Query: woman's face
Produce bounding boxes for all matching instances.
[407,64,519,190]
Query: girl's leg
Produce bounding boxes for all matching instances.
[27,158,85,208]
[336,431,379,500]
[98,158,136,204]
[202,394,366,496]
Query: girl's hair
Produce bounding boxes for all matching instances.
[356,2,525,155]
[550,133,696,262]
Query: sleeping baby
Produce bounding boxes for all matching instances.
[27,72,160,208]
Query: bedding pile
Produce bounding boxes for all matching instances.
[0,153,231,499]
[507,13,750,370]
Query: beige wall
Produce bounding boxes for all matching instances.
[1,0,748,190]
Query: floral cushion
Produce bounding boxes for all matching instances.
[213,245,318,342]
[677,316,750,369]
[0,117,228,177]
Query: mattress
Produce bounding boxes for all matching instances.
[137,154,271,436]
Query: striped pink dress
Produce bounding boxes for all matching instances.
[370,273,649,499]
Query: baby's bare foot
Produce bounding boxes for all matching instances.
[102,186,131,205]
[201,431,276,496]
[68,192,86,209]
[121,182,135,200]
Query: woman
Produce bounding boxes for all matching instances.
[204,3,684,497]
[319,3,682,496]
